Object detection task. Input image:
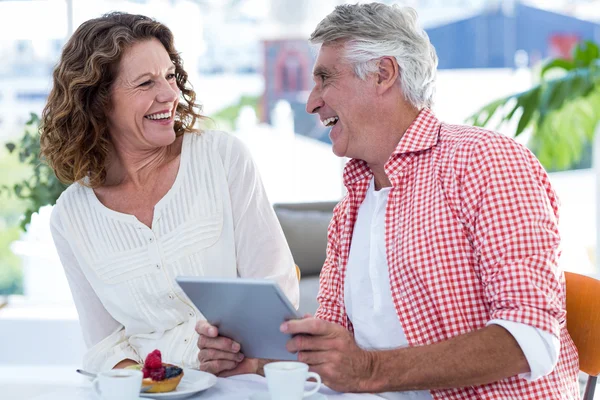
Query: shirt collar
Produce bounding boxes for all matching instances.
[343,108,441,187]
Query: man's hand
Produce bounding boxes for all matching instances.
[196,320,258,376]
[281,317,375,392]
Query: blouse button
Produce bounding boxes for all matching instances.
[156,264,161,269]
[188,311,195,317]
[149,237,154,243]
[184,338,189,343]
[168,294,174,300]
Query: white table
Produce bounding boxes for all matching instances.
[0,366,381,400]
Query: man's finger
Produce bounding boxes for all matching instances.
[195,320,218,337]
[286,334,331,353]
[297,350,329,366]
[281,317,331,336]
[218,359,257,377]
[198,348,245,363]
[197,335,241,353]
[198,359,238,375]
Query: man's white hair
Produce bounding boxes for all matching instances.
[310,3,438,109]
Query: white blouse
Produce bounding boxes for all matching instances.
[50,131,299,373]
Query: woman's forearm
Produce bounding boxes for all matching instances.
[113,359,140,369]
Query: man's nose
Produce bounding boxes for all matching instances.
[306,86,323,114]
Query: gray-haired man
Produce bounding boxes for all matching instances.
[196,3,579,399]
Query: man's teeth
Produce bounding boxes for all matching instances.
[145,112,171,120]
[323,116,339,127]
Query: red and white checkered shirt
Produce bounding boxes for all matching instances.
[315,108,580,399]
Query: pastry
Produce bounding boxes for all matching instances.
[127,349,184,393]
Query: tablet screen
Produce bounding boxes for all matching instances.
[176,277,301,360]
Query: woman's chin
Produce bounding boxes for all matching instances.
[146,132,178,148]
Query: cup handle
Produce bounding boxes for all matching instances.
[92,378,102,399]
[303,372,322,397]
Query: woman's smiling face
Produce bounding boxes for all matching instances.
[106,38,180,150]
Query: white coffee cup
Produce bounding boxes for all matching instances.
[264,361,321,400]
[92,369,143,400]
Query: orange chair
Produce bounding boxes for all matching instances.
[565,272,600,400]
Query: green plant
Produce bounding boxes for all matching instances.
[468,40,600,171]
[209,95,259,131]
[0,226,24,295]
[0,113,68,231]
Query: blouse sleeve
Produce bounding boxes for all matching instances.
[50,205,142,372]
[217,132,299,308]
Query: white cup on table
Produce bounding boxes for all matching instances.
[92,369,143,400]
[264,361,321,400]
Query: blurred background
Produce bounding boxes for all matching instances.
[0,0,598,369]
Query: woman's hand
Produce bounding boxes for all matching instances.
[196,320,258,376]
[113,359,140,369]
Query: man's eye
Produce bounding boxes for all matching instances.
[319,74,331,84]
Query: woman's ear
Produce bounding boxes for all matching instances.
[376,56,399,94]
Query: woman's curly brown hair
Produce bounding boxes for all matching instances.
[40,12,203,188]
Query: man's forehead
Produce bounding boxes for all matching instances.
[312,44,344,74]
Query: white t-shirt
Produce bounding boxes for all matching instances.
[344,178,559,398]
[50,131,299,373]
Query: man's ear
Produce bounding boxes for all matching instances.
[376,56,399,94]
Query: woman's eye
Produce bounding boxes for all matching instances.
[139,80,152,87]
[167,73,176,80]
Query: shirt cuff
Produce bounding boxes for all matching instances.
[487,319,559,381]
[83,328,142,373]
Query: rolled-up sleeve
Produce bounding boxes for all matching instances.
[459,135,565,338]
[82,326,143,372]
[488,319,560,381]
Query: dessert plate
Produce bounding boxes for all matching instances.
[248,392,327,400]
[139,369,217,399]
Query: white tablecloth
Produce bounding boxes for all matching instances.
[0,366,381,400]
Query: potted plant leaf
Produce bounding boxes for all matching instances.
[1,113,69,231]
[467,40,600,171]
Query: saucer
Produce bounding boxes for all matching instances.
[139,369,217,399]
[248,392,327,400]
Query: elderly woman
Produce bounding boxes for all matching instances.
[40,12,298,374]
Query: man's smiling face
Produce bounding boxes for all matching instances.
[305,43,379,159]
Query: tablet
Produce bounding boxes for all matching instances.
[175,277,301,361]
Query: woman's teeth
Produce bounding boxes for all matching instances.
[145,112,170,120]
[323,116,339,127]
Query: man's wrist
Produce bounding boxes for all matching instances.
[359,350,380,392]
[359,348,410,393]
[255,359,272,376]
